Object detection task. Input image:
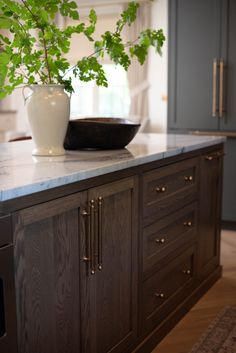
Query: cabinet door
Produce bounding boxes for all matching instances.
[220,0,236,130]
[198,150,223,279]
[168,0,221,131]
[13,192,87,353]
[80,177,138,353]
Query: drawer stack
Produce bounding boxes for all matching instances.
[140,158,200,335]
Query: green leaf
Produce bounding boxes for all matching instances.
[0,51,10,64]
[0,16,13,29]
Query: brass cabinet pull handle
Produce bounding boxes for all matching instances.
[90,200,96,275]
[155,186,166,193]
[212,59,219,117]
[98,196,103,271]
[155,238,165,244]
[219,59,226,118]
[184,176,193,182]
[155,293,165,298]
[183,221,192,227]
[182,269,191,275]
[82,209,91,268]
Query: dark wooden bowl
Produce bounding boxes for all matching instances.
[64,118,140,150]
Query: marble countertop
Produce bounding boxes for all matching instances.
[0,133,225,202]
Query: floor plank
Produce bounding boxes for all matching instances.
[151,230,236,353]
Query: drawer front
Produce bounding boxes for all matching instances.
[140,246,196,335]
[143,202,198,274]
[0,215,12,247]
[143,158,199,225]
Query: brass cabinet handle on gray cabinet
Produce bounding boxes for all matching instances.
[212,59,219,117]
[219,59,226,118]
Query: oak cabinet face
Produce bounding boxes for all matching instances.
[13,177,138,353]
[5,145,223,353]
[198,152,223,279]
[80,178,138,353]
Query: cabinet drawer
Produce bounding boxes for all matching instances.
[143,158,199,225]
[143,202,198,274]
[140,246,196,335]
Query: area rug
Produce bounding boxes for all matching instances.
[189,306,236,353]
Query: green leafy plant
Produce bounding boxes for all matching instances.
[0,0,165,98]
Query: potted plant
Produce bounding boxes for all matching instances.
[0,0,165,156]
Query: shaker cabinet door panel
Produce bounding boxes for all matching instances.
[168,0,221,131]
[220,0,236,131]
[198,150,223,279]
[80,177,138,353]
[13,192,87,353]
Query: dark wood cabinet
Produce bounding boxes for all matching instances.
[12,178,138,353]
[0,215,17,353]
[0,144,224,353]
[80,177,138,353]
[198,150,223,279]
[12,192,86,353]
[168,0,236,222]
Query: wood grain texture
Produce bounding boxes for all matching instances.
[142,202,198,275]
[13,192,87,353]
[80,177,138,353]
[0,244,18,353]
[143,157,199,225]
[197,150,223,279]
[151,230,236,353]
[140,245,197,336]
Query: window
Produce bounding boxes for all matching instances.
[69,64,131,118]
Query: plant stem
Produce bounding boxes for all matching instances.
[20,0,52,84]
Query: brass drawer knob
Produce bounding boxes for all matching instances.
[182,269,191,275]
[183,221,192,227]
[184,176,193,182]
[205,156,213,161]
[155,238,165,244]
[155,186,166,193]
[155,293,165,298]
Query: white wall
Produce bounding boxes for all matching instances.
[148,0,168,132]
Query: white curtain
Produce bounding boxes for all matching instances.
[125,1,151,131]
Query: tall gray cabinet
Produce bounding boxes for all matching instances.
[168,0,236,223]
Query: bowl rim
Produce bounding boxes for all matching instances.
[69,117,141,127]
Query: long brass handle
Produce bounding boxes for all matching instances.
[90,200,96,275]
[212,59,219,117]
[82,209,92,274]
[219,59,225,118]
[98,197,103,270]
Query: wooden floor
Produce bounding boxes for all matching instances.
[151,230,236,353]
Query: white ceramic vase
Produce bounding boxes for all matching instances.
[23,84,70,156]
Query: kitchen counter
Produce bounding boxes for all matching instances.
[0,132,225,353]
[0,133,225,201]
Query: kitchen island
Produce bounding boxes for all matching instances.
[0,133,225,353]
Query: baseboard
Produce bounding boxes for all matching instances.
[221,220,236,230]
[132,266,222,353]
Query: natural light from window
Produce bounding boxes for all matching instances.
[69,64,131,118]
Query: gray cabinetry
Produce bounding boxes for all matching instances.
[168,0,236,222]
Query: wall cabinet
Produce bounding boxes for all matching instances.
[0,144,223,353]
[168,0,236,222]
